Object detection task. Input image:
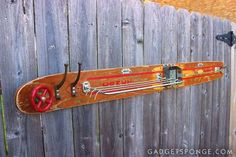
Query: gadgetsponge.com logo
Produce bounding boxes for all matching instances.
[147,148,232,156]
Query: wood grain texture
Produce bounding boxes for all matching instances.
[175,8,191,151]
[199,15,213,151]
[122,0,144,156]
[230,23,236,157]
[0,0,44,157]
[159,5,178,149]
[34,0,74,156]
[143,2,161,154]
[222,20,232,150]
[211,17,224,151]
[68,0,99,156]
[97,0,123,156]
[211,19,231,156]
[215,21,230,151]
[0,1,233,156]
[15,61,223,114]
[189,12,203,149]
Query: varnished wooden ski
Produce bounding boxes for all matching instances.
[15,61,224,114]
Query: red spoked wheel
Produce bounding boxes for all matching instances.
[30,85,53,112]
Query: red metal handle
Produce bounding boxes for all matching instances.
[30,85,53,112]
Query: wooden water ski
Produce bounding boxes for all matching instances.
[15,61,224,114]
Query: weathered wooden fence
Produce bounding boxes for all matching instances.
[0,0,231,156]
[230,24,236,156]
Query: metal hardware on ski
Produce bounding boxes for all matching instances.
[15,61,224,114]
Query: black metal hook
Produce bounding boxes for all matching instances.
[54,64,69,100]
[71,63,82,96]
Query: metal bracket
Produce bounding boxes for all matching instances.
[82,81,91,94]
[163,64,182,86]
[216,31,236,47]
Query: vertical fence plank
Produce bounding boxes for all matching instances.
[97,0,123,156]
[0,0,44,156]
[209,19,232,156]
[230,23,236,156]
[34,0,74,156]
[211,19,232,153]
[160,6,178,149]
[176,9,191,150]
[189,12,203,149]
[68,0,99,156]
[199,15,214,150]
[211,17,224,150]
[122,0,144,156]
[211,19,231,155]
[220,20,231,150]
[143,2,161,155]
